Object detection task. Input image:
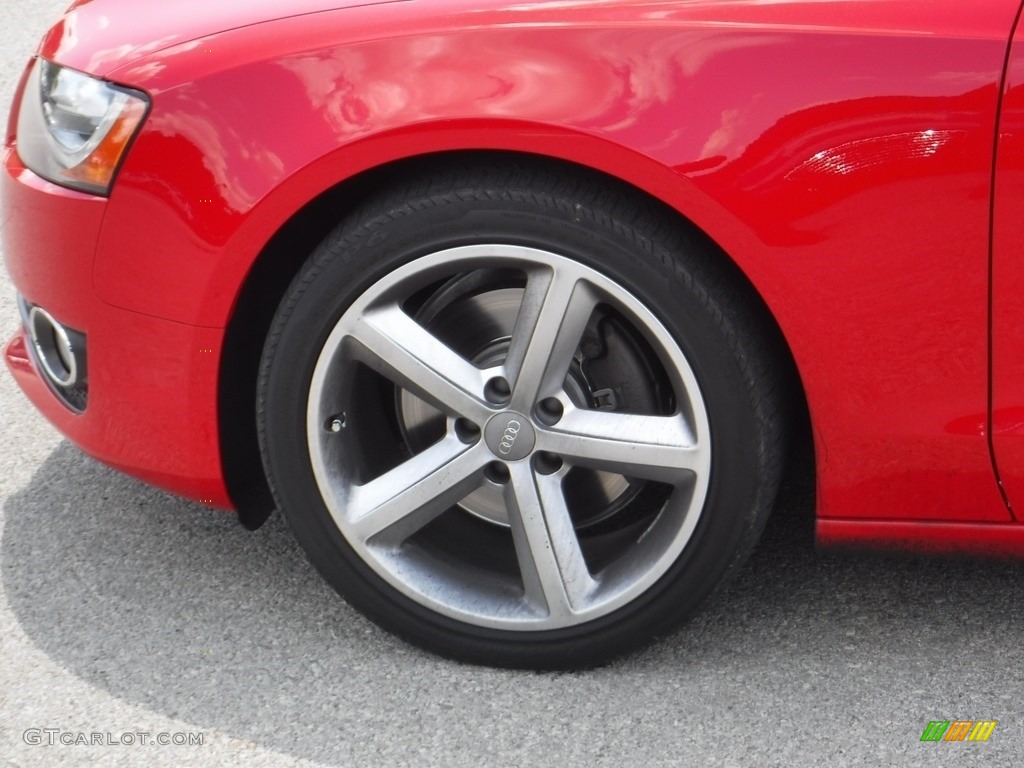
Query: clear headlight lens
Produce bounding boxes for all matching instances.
[16,58,149,195]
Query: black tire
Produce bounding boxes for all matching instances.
[257,162,785,669]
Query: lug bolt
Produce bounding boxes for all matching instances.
[534,452,563,475]
[535,397,564,426]
[484,377,512,405]
[485,461,511,484]
[454,418,481,444]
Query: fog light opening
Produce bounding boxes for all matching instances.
[28,305,78,388]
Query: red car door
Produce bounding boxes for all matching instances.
[991,8,1024,517]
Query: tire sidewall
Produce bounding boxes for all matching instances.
[259,180,769,667]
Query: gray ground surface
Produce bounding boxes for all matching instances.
[2,3,1024,767]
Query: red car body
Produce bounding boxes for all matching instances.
[5,0,1024,552]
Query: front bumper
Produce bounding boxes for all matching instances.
[2,146,232,508]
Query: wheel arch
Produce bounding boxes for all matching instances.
[219,149,813,530]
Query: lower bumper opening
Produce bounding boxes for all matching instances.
[17,295,88,412]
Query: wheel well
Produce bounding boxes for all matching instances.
[219,150,813,530]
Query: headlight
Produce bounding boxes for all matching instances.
[15,59,149,196]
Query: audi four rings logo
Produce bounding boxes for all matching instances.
[498,420,522,454]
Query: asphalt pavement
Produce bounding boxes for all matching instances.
[2,3,1024,766]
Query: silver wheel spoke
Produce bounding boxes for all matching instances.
[505,462,596,618]
[541,408,703,484]
[351,305,492,423]
[347,439,486,545]
[504,266,597,411]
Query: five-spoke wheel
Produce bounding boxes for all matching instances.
[307,245,711,629]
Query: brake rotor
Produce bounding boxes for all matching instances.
[396,270,660,529]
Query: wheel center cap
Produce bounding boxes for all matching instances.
[483,411,536,461]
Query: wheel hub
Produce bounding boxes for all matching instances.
[395,281,623,528]
[483,411,535,461]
